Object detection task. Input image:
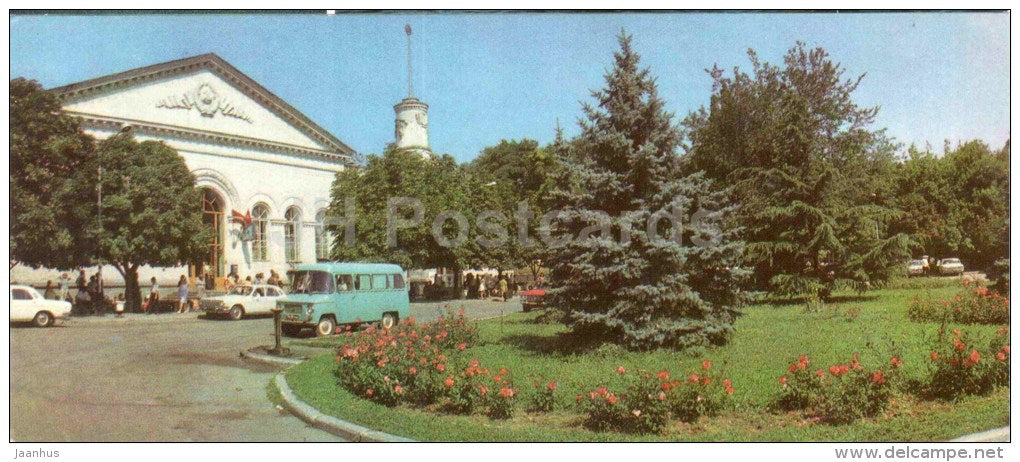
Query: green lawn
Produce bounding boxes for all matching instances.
[282,285,1009,441]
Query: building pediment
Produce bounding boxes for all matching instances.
[50,53,355,161]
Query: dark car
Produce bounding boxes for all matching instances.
[520,288,547,312]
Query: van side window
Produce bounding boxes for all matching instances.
[372,274,388,290]
[357,274,371,291]
[392,273,405,289]
[336,274,353,291]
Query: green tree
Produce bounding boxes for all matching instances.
[66,132,208,311]
[464,138,559,277]
[328,146,476,284]
[892,140,1010,270]
[546,31,746,350]
[683,43,914,299]
[9,78,95,269]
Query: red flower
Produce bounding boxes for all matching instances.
[725,386,734,395]
[547,381,557,391]
[661,382,672,391]
[444,377,455,388]
[394,385,403,395]
[702,360,712,370]
[499,368,509,376]
[366,389,374,396]
[890,356,902,368]
[658,391,667,401]
[954,338,966,351]
[788,363,798,373]
[688,374,699,383]
[597,386,608,397]
[1003,346,1010,354]
[457,343,467,351]
[969,349,981,364]
[722,379,732,388]
[480,385,489,396]
[616,366,626,375]
[408,366,417,375]
[816,369,825,377]
[606,395,618,405]
[930,351,939,361]
[499,387,515,398]
[799,355,809,366]
[871,370,886,385]
[829,365,841,376]
[996,352,1006,361]
[436,363,446,372]
[657,370,670,381]
[702,377,711,386]
[779,376,787,385]
[850,353,861,370]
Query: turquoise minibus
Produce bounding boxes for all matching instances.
[278,262,410,337]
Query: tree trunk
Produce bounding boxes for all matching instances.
[123,264,143,313]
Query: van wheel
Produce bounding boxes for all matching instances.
[381,312,398,329]
[228,305,245,320]
[33,312,53,327]
[316,317,336,337]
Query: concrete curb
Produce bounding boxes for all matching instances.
[240,349,303,366]
[272,373,415,442]
[949,426,1010,443]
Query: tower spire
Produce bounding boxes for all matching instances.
[405,24,413,98]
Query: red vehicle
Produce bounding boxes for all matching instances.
[520,287,547,312]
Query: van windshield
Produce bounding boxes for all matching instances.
[291,271,335,294]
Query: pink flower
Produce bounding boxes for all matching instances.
[616,366,626,375]
[702,360,712,370]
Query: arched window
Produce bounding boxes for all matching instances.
[314,209,330,262]
[252,203,270,261]
[284,206,302,263]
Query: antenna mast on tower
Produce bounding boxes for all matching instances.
[405,23,413,98]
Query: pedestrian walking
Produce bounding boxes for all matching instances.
[43,280,57,300]
[177,275,189,313]
[145,277,160,314]
[58,273,70,303]
[478,279,487,299]
[499,276,509,302]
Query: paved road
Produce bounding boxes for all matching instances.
[9,298,522,442]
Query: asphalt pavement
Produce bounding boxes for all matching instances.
[8,297,522,442]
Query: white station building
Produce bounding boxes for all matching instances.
[12,53,363,287]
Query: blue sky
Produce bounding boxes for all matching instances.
[9,11,1010,162]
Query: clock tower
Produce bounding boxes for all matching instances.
[394,24,431,156]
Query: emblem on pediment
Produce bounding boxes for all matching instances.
[156,83,253,123]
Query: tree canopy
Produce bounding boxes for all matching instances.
[9,78,95,269]
[65,132,209,310]
[683,43,914,299]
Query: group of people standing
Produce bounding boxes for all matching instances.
[464,273,512,301]
[224,269,284,290]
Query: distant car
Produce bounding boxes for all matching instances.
[938,258,965,276]
[200,284,286,320]
[520,288,547,312]
[907,260,926,276]
[10,284,72,327]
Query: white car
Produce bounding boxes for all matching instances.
[938,258,965,276]
[10,285,72,327]
[907,259,925,276]
[200,284,286,320]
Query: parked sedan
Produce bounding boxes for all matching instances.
[200,284,286,320]
[520,287,547,312]
[10,284,72,327]
[907,260,926,276]
[938,258,965,276]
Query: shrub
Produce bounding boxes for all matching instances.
[578,362,733,434]
[907,281,1009,324]
[773,354,897,424]
[527,379,558,412]
[921,326,1010,401]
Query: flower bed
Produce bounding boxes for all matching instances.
[907,280,1009,324]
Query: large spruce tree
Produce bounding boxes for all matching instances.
[545,32,746,350]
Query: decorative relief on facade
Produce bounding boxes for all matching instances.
[156,83,254,123]
[415,112,428,129]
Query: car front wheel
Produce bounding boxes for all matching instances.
[33,311,53,327]
[228,305,244,320]
[315,317,336,337]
